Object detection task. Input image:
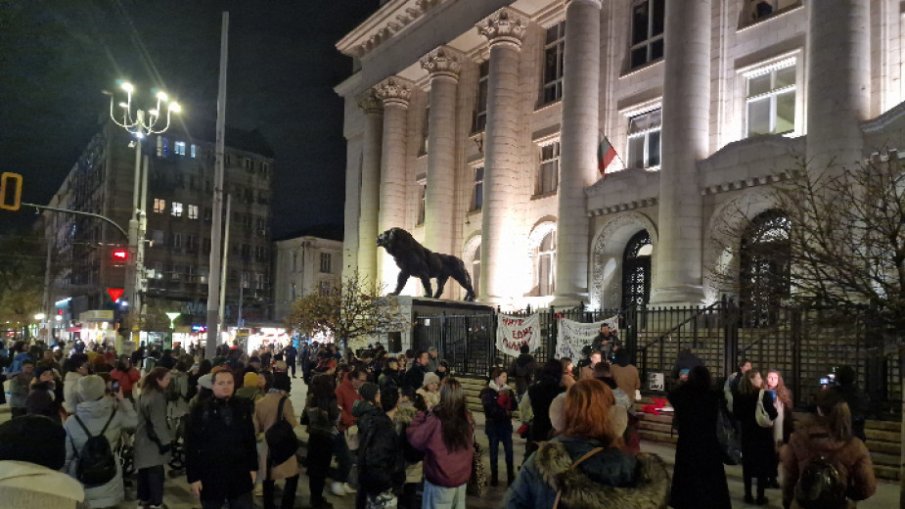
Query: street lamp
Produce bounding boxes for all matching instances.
[165,312,180,350]
[107,81,181,344]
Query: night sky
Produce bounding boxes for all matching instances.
[0,0,378,238]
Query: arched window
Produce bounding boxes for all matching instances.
[739,210,791,327]
[537,231,556,296]
[471,244,481,298]
[622,230,652,309]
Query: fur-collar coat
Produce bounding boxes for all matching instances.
[505,437,670,509]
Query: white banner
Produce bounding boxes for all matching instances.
[555,315,620,360]
[496,313,542,357]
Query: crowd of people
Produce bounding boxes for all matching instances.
[0,326,883,509]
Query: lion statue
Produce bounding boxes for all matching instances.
[376,227,476,301]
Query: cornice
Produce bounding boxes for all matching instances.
[336,0,451,59]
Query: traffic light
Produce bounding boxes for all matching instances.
[111,247,129,266]
[0,172,23,212]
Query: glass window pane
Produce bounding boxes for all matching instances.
[747,99,771,135]
[775,91,796,133]
[652,0,665,36]
[544,48,558,83]
[632,4,649,44]
[748,74,771,97]
[631,47,647,68]
[647,131,661,167]
[651,39,664,61]
[775,66,796,89]
[628,136,645,168]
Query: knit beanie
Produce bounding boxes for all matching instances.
[77,374,107,402]
[197,373,213,390]
[549,392,567,433]
[272,373,291,392]
[421,372,440,389]
[243,371,260,388]
[358,382,379,403]
[0,415,67,470]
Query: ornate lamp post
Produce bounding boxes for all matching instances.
[107,81,181,342]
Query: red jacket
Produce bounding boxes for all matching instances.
[109,367,141,395]
[406,410,474,487]
[335,376,361,430]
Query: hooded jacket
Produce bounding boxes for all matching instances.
[0,460,88,509]
[62,371,83,414]
[358,411,406,496]
[134,389,172,471]
[504,437,669,509]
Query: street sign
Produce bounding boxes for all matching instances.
[0,172,23,212]
[107,287,124,302]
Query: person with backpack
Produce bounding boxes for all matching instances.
[780,391,876,509]
[507,344,536,398]
[253,375,300,509]
[134,367,173,509]
[63,374,138,508]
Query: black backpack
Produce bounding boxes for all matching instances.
[71,408,118,487]
[265,396,299,466]
[794,454,848,509]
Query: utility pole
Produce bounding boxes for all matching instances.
[218,194,231,331]
[206,11,229,359]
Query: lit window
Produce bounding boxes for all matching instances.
[541,22,566,105]
[473,61,489,132]
[320,252,332,274]
[417,180,427,225]
[174,141,186,156]
[627,108,662,169]
[171,201,183,217]
[153,198,166,214]
[471,167,484,211]
[190,144,197,158]
[630,0,665,69]
[745,59,796,137]
[187,204,199,220]
[537,231,556,296]
[255,272,265,290]
[161,137,170,157]
[420,106,430,155]
[536,142,560,195]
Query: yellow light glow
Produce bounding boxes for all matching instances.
[156,91,169,102]
[168,102,182,113]
[120,82,134,93]
[148,109,159,117]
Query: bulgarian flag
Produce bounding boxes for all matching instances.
[597,135,617,177]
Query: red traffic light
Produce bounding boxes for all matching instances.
[112,248,128,263]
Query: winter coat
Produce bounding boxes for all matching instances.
[254,391,300,481]
[406,410,474,488]
[305,397,340,438]
[377,370,401,390]
[668,384,731,509]
[358,411,406,496]
[26,382,60,421]
[0,460,88,509]
[335,376,361,430]
[402,364,428,393]
[185,396,259,502]
[108,368,140,397]
[734,390,778,478]
[134,389,172,471]
[508,354,536,395]
[504,436,669,509]
[63,397,138,508]
[8,373,31,409]
[235,385,263,403]
[352,399,383,441]
[780,421,876,509]
[527,377,565,443]
[62,372,83,414]
[480,381,516,434]
[611,363,641,403]
[416,387,440,409]
[167,369,191,419]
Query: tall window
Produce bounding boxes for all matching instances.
[320,252,332,273]
[745,60,796,137]
[171,202,183,217]
[471,167,484,211]
[255,273,265,290]
[156,136,170,157]
[417,180,427,225]
[541,22,566,105]
[630,0,665,69]
[627,108,662,169]
[187,204,199,220]
[153,198,166,214]
[739,210,791,327]
[537,231,556,296]
[471,244,481,298]
[420,106,430,155]
[622,231,652,309]
[747,0,799,23]
[174,141,186,156]
[536,141,560,195]
[172,232,183,248]
[190,144,198,158]
[186,235,198,253]
[473,60,490,132]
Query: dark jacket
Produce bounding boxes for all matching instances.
[25,382,59,421]
[668,384,731,509]
[480,383,516,433]
[527,377,565,442]
[185,396,258,502]
[734,390,778,478]
[358,412,406,496]
[402,364,428,393]
[504,436,669,509]
[352,400,383,440]
[507,354,536,395]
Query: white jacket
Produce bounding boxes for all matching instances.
[0,460,87,509]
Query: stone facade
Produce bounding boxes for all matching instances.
[335,0,905,310]
[273,235,343,321]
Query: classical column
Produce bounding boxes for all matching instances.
[650,0,710,305]
[806,0,868,174]
[421,46,463,267]
[553,0,601,306]
[477,7,528,302]
[356,92,383,292]
[374,76,413,290]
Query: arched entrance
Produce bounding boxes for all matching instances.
[622,230,652,309]
[739,210,790,327]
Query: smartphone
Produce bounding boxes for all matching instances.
[819,377,829,385]
[111,380,121,393]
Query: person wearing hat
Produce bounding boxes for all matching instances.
[63,355,91,415]
[253,374,300,509]
[236,371,265,403]
[63,374,138,508]
[0,415,87,508]
[416,372,441,410]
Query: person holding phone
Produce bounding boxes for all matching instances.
[764,370,793,489]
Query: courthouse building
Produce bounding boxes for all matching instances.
[335,0,905,311]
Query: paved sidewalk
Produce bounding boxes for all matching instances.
[1,375,898,508]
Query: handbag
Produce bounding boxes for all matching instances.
[266,396,299,466]
[466,441,486,496]
[552,447,606,509]
[755,389,774,428]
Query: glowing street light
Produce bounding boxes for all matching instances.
[165,312,181,330]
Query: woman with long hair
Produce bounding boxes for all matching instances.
[134,367,173,509]
[668,365,731,509]
[734,369,777,505]
[765,369,794,488]
[481,368,517,486]
[780,391,876,509]
[407,377,474,509]
[505,379,669,508]
[559,357,576,389]
[303,373,341,509]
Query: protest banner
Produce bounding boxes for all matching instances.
[496,313,541,357]
[554,315,619,359]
